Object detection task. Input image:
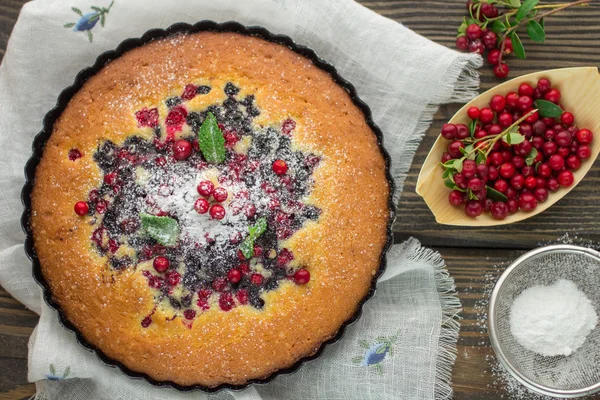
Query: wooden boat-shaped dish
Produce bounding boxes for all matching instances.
[416,67,600,226]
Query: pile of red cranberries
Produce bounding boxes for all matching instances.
[455,2,513,78]
[440,78,594,220]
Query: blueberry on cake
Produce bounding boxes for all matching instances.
[31,31,391,387]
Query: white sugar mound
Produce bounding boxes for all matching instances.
[509,279,598,357]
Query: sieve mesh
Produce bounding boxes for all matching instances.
[489,246,600,397]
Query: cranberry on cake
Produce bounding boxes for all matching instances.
[30,31,391,387]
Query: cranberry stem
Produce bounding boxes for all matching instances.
[484,109,538,156]
[495,0,590,66]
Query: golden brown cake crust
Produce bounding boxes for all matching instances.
[31,31,390,387]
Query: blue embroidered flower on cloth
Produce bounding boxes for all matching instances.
[64,1,114,42]
[352,333,398,374]
[45,364,71,381]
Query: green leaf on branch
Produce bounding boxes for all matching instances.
[516,0,538,22]
[453,158,464,173]
[71,7,83,16]
[445,179,458,190]
[509,0,522,7]
[504,130,526,145]
[442,169,451,179]
[486,186,508,202]
[240,217,268,259]
[469,119,478,137]
[476,150,487,165]
[510,33,526,59]
[526,148,539,166]
[468,189,479,201]
[527,20,546,43]
[490,20,507,34]
[64,22,76,28]
[458,21,468,34]
[534,99,563,118]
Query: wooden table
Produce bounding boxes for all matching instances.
[1,0,600,398]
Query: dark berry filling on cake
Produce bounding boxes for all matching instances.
[75,82,322,327]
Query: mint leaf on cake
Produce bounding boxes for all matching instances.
[198,112,226,164]
[140,213,180,246]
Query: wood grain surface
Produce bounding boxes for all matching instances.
[1,0,600,398]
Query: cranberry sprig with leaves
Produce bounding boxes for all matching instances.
[456,0,591,79]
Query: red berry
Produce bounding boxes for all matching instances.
[449,190,465,206]
[281,119,297,136]
[456,124,470,139]
[502,38,513,54]
[74,201,89,216]
[510,174,525,190]
[153,256,169,273]
[468,177,484,191]
[517,96,533,111]
[549,154,565,170]
[181,84,198,101]
[476,164,489,178]
[537,163,552,178]
[532,137,544,150]
[534,187,549,203]
[227,269,242,283]
[462,160,477,179]
[95,199,108,214]
[209,204,226,220]
[542,141,558,156]
[68,149,82,161]
[491,201,509,220]
[547,178,560,192]
[166,271,181,286]
[490,152,504,167]
[494,179,509,194]
[465,201,483,218]
[224,132,238,148]
[519,124,533,139]
[294,268,311,285]
[561,112,575,126]
[166,105,188,126]
[250,273,264,286]
[466,24,482,40]
[521,165,534,177]
[198,288,212,299]
[512,156,525,170]
[525,111,539,124]
[488,124,502,136]
[481,3,499,18]
[499,163,516,179]
[141,316,152,328]
[468,107,481,120]
[194,198,210,214]
[219,292,236,311]
[524,176,537,190]
[480,108,494,124]
[236,289,249,305]
[494,63,509,79]
[448,141,465,158]
[469,39,485,55]
[490,95,506,113]
[517,83,534,97]
[212,277,227,292]
[544,89,561,104]
[173,140,192,161]
[557,170,574,187]
[577,145,591,160]
[213,187,228,202]
[519,193,538,212]
[272,159,288,175]
[487,49,501,65]
[441,152,452,163]
[505,92,519,109]
[243,204,257,218]
[135,107,159,128]
[441,123,458,140]
[183,309,196,320]
[555,131,572,147]
[456,36,469,50]
[576,129,594,145]
[498,112,513,128]
[454,173,468,189]
[537,78,552,93]
[507,198,519,213]
[514,140,532,157]
[482,31,498,49]
[197,180,215,197]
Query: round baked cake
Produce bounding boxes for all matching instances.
[30,29,391,388]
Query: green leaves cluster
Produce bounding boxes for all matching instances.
[240,218,268,259]
[140,213,180,247]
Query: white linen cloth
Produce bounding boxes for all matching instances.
[0,0,482,399]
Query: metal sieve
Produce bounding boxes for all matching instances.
[488,244,600,398]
